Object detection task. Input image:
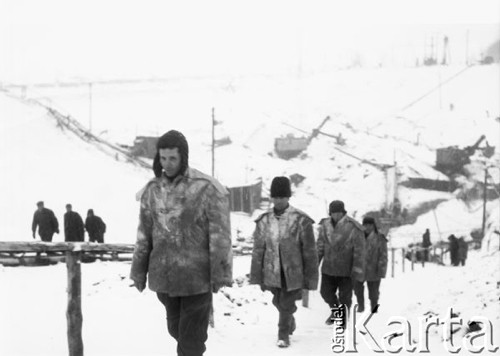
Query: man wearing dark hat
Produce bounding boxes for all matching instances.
[250,176,318,348]
[85,209,106,243]
[64,204,84,242]
[317,200,365,327]
[130,130,232,356]
[32,201,59,242]
[353,217,388,313]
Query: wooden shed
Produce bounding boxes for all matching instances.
[228,179,262,214]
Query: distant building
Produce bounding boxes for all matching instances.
[274,134,309,159]
[131,136,158,159]
[227,179,262,214]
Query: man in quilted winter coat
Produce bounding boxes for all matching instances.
[130,130,233,356]
[250,176,318,348]
[317,200,365,328]
[353,216,388,314]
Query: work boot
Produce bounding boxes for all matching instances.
[326,305,347,328]
[278,313,293,347]
[277,339,290,348]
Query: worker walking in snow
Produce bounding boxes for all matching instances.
[422,228,432,261]
[85,209,106,243]
[31,201,59,242]
[250,176,318,348]
[64,204,84,242]
[353,217,388,314]
[317,200,365,328]
[448,234,459,266]
[457,237,468,266]
[130,130,232,356]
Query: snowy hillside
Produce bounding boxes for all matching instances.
[1,64,499,245]
[0,94,150,242]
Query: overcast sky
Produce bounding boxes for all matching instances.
[1,0,499,83]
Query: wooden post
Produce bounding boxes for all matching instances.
[302,289,309,307]
[402,248,405,273]
[66,250,83,356]
[391,248,395,278]
[411,248,415,271]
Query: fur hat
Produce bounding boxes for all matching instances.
[153,130,189,178]
[270,176,291,198]
[329,200,346,214]
[362,216,376,225]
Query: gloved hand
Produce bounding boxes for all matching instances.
[212,282,226,293]
[131,280,146,293]
[32,231,36,239]
[260,284,267,292]
[55,229,59,234]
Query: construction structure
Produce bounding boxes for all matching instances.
[274,116,332,159]
[435,135,495,175]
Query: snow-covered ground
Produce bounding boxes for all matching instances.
[0,248,498,355]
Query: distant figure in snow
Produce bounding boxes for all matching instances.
[130,130,232,356]
[250,176,318,348]
[317,200,366,328]
[32,201,59,242]
[457,237,468,266]
[422,228,432,261]
[85,209,106,243]
[64,204,84,242]
[353,217,388,314]
[447,234,459,266]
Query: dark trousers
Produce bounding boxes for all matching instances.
[89,234,104,243]
[39,232,54,242]
[353,280,381,311]
[320,274,353,309]
[157,291,212,356]
[269,288,302,341]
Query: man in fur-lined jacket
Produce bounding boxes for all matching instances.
[353,217,388,314]
[130,130,232,356]
[250,176,318,348]
[317,200,366,327]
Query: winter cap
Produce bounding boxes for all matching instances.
[362,216,376,225]
[329,200,346,214]
[36,201,44,207]
[270,176,292,198]
[153,130,189,178]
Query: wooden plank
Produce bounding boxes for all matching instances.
[0,242,134,253]
[66,251,83,356]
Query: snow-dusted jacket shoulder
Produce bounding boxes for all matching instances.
[130,167,232,296]
[364,232,388,281]
[250,206,319,291]
[317,215,366,281]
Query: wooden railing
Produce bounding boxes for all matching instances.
[0,242,135,356]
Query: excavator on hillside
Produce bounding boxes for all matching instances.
[435,135,495,175]
[274,116,344,159]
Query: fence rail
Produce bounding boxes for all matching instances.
[0,242,135,356]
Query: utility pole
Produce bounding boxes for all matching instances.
[88,82,93,132]
[482,166,488,238]
[211,107,215,177]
